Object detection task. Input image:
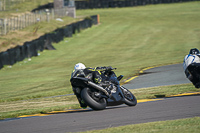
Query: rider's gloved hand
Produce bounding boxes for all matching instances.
[106,66,112,71]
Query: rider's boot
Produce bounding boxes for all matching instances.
[195,82,200,88]
[77,97,87,108]
[80,99,87,109]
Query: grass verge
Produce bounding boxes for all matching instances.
[130,83,200,99]
[77,117,200,133]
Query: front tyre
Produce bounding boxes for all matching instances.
[81,88,107,110]
[121,86,137,106]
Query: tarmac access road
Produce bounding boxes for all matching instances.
[0,64,199,133]
[123,64,190,89]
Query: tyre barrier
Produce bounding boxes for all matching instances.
[75,0,197,9]
[0,15,98,70]
[30,0,198,11]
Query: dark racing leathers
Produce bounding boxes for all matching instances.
[187,63,200,88]
[71,67,111,108]
[183,54,200,88]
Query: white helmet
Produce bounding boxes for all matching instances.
[74,63,86,70]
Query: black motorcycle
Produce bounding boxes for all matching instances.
[70,67,137,110]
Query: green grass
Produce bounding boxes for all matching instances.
[0,2,200,119]
[0,95,80,119]
[131,83,200,100]
[77,117,200,133]
[0,0,53,17]
[1,1,200,101]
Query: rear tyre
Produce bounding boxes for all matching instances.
[121,86,137,106]
[81,88,107,110]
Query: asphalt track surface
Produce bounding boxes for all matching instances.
[1,64,200,133]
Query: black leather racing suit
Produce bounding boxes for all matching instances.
[71,67,111,108]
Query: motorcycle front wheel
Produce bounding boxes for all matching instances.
[121,86,137,106]
[81,87,107,110]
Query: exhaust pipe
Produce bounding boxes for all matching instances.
[88,81,110,96]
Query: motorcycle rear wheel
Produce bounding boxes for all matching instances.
[121,86,137,106]
[81,87,107,110]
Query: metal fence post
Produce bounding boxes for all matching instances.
[46,9,50,22]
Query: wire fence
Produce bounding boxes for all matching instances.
[0,15,98,69]
[0,7,72,36]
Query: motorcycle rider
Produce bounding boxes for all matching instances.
[183,48,200,88]
[71,63,111,108]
